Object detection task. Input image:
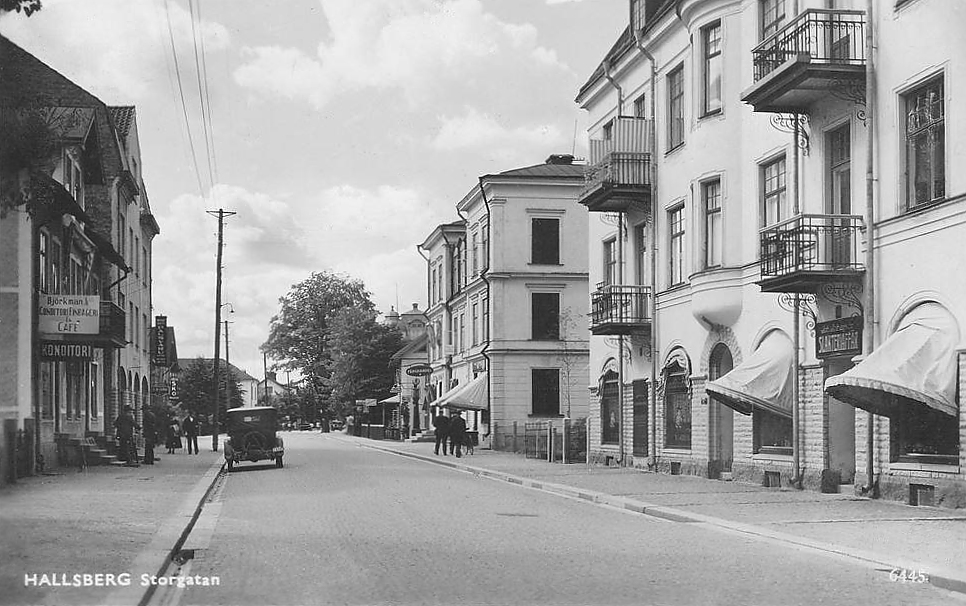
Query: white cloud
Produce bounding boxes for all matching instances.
[232,0,568,109]
[0,0,230,102]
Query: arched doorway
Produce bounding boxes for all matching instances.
[709,343,734,474]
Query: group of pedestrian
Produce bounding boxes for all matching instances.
[432,409,469,458]
[113,406,200,467]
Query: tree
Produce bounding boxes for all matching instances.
[556,307,589,419]
[0,0,42,16]
[325,306,403,416]
[175,358,244,431]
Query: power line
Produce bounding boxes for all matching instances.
[195,0,219,180]
[188,0,217,188]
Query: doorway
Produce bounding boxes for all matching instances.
[632,379,648,458]
[826,359,856,484]
[709,344,734,473]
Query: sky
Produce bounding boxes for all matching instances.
[0,0,627,381]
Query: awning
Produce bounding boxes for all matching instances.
[825,303,959,418]
[427,373,488,411]
[705,331,794,418]
[378,394,400,405]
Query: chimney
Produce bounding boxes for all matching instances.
[266,371,277,383]
[546,154,575,165]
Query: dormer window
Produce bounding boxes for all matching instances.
[63,147,84,209]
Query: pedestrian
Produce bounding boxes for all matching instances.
[142,407,157,465]
[166,417,182,454]
[183,413,199,454]
[448,410,467,458]
[432,411,450,456]
[114,405,139,466]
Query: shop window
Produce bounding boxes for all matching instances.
[754,409,792,455]
[531,369,560,416]
[600,371,620,444]
[664,363,691,448]
[891,402,959,465]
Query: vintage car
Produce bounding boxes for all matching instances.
[224,406,284,471]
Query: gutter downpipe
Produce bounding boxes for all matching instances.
[862,0,877,497]
[634,28,659,470]
[602,57,626,464]
[416,243,430,434]
[791,114,802,489]
[477,177,493,447]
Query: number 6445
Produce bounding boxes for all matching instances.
[889,568,928,583]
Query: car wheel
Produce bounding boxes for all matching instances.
[276,457,283,468]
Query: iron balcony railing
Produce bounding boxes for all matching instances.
[590,284,651,331]
[759,213,864,281]
[752,9,866,82]
[99,300,126,347]
[580,117,653,202]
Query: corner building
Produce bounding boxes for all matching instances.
[576,0,966,506]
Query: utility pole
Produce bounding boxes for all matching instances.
[207,208,236,451]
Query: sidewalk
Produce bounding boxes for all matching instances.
[342,434,966,594]
[1,447,223,606]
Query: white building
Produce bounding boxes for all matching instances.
[576,0,965,506]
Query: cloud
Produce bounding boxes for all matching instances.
[233,0,568,109]
[0,0,230,102]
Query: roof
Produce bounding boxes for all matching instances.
[109,106,136,139]
[390,334,428,361]
[490,162,585,180]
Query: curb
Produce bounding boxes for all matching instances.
[102,456,226,606]
[345,437,966,596]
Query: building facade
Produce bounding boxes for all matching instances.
[420,155,590,448]
[577,0,965,506]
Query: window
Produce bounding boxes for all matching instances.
[760,0,786,40]
[669,205,686,286]
[667,65,685,150]
[438,265,444,302]
[471,231,479,277]
[702,22,722,116]
[471,303,479,346]
[904,77,945,209]
[40,362,54,420]
[531,218,560,265]
[134,236,140,277]
[664,363,691,448]
[891,403,958,465]
[603,238,617,286]
[600,371,619,444]
[50,240,61,294]
[634,93,647,119]
[635,223,647,285]
[39,231,48,293]
[90,362,98,419]
[602,120,614,141]
[754,410,792,455]
[531,369,560,416]
[459,312,465,352]
[531,293,560,340]
[481,223,490,271]
[703,179,722,268]
[762,155,787,226]
[482,298,489,341]
[431,267,437,303]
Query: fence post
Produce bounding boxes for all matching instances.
[586,417,591,465]
[547,421,553,463]
[563,418,569,465]
[512,421,518,453]
[492,421,497,451]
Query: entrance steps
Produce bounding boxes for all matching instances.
[406,430,436,443]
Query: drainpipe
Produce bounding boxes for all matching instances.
[635,28,659,469]
[602,58,624,117]
[416,243,430,433]
[791,115,803,489]
[862,0,877,497]
[477,177,493,446]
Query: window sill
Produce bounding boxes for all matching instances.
[888,461,960,474]
[528,414,566,419]
[752,452,793,463]
[527,263,564,267]
[662,447,692,455]
[699,108,722,120]
[665,142,685,157]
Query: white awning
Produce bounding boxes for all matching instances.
[705,331,793,418]
[426,373,488,411]
[378,394,400,405]
[825,303,959,418]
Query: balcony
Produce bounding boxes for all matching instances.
[578,118,653,213]
[95,301,127,348]
[590,284,651,336]
[758,214,864,293]
[741,9,866,113]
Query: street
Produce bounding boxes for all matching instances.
[172,433,961,606]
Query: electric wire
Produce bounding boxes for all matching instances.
[188,0,217,189]
[195,0,219,181]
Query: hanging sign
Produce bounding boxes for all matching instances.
[38,295,100,335]
[815,316,863,359]
[40,340,94,360]
[152,315,168,365]
[406,363,433,377]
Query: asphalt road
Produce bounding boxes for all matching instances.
[182,433,964,606]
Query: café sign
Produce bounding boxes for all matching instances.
[40,340,94,360]
[815,316,863,360]
[152,315,168,365]
[38,294,100,335]
[406,363,433,377]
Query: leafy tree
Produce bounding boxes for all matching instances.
[174,358,244,431]
[0,0,42,16]
[325,306,403,416]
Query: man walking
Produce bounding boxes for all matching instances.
[432,411,450,456]
[448,410,467,458]
[142,407,157,465]
[182,413,199,454]
[115,406,139,467]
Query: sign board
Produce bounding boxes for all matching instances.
[815,316,863,360]
[40,340,94,360]
[152,315,168,366]
[38,295,100,335]
[406,363,433,377]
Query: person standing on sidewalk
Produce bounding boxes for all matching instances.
[448,410,467,458]
[433,411,450,456]
[115,406,139,466]
[142,408,157,465]
[182,413,199,454]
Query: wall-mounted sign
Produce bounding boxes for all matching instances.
[38,295,100,335]
[816,316,863,360]
[153,316,168,366]
[40,340,94,360]
[406,363,433,377]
